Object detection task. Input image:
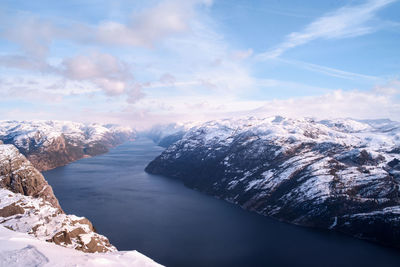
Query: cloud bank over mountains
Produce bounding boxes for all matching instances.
[0,0,398,128]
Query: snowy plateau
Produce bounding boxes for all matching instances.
[145,116,400,248]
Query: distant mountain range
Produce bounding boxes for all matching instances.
[0,120,135,171]
[145,116,400,248]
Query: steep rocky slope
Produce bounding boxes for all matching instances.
[0,144,115,253]
[0,120,135,171]
[146,116,400,248]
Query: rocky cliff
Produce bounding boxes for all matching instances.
[0,144,115,253]
[146,116,400,248]
[0,120,135,171]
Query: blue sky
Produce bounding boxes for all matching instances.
[0,0,399,128]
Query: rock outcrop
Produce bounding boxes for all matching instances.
[0,120,135,171]
[0,144,61,210]
[146,116,400,248]
[0,144,115,253]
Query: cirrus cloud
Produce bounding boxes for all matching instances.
[257,0,397,60]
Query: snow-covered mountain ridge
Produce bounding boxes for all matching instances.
[0,120,135,171]
[145,116,400,248]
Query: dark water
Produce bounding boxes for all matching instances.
[44,138,400,267]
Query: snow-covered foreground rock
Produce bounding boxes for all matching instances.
[0,120,135,171]
[0,226,162,267]
[146,116,400,248]
[0,188,116,253]
[0,144,114,253]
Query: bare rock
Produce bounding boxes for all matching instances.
[47,231,72,245]
[0,203,25,217]
[0,144,61,210]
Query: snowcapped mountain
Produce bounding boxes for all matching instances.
[145,116,400,248]
[0,120,135,171]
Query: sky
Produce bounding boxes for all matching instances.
[0,0,399,129]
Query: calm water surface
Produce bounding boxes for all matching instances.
[44,138,400,267]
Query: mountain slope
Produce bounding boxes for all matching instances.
[145,116,400,248]
[0,120,135,171]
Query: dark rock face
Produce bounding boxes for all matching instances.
[0,121,135,171]
[0,144,61,210]
[146,117,400,248]
[21,134,86,172]
[157,132,185,148]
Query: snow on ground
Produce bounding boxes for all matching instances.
[0,120,134,152]
[0,226,163,267]
[151,116,400,217]
[0,188,116,253]
[175,116,399,151]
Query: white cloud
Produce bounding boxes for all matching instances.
[255,78,332,93]
[2,78,398,128]
[127,79,400,127]
[1,0,397,128]
[0,0,212,54]
[96,1,192,47]
[0,74,100,102]
[257,0,396,60]
[275,58,381,81]
[251,86,400,121]
[231,49,253,60]
[373,79,400,95]
[62,52,141,97]
[0,0,216,103]
[0,55,54,72]
[152,18,256,95]
[1,14,57,58]
[62,53,128,80]
[159,73,177,85]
